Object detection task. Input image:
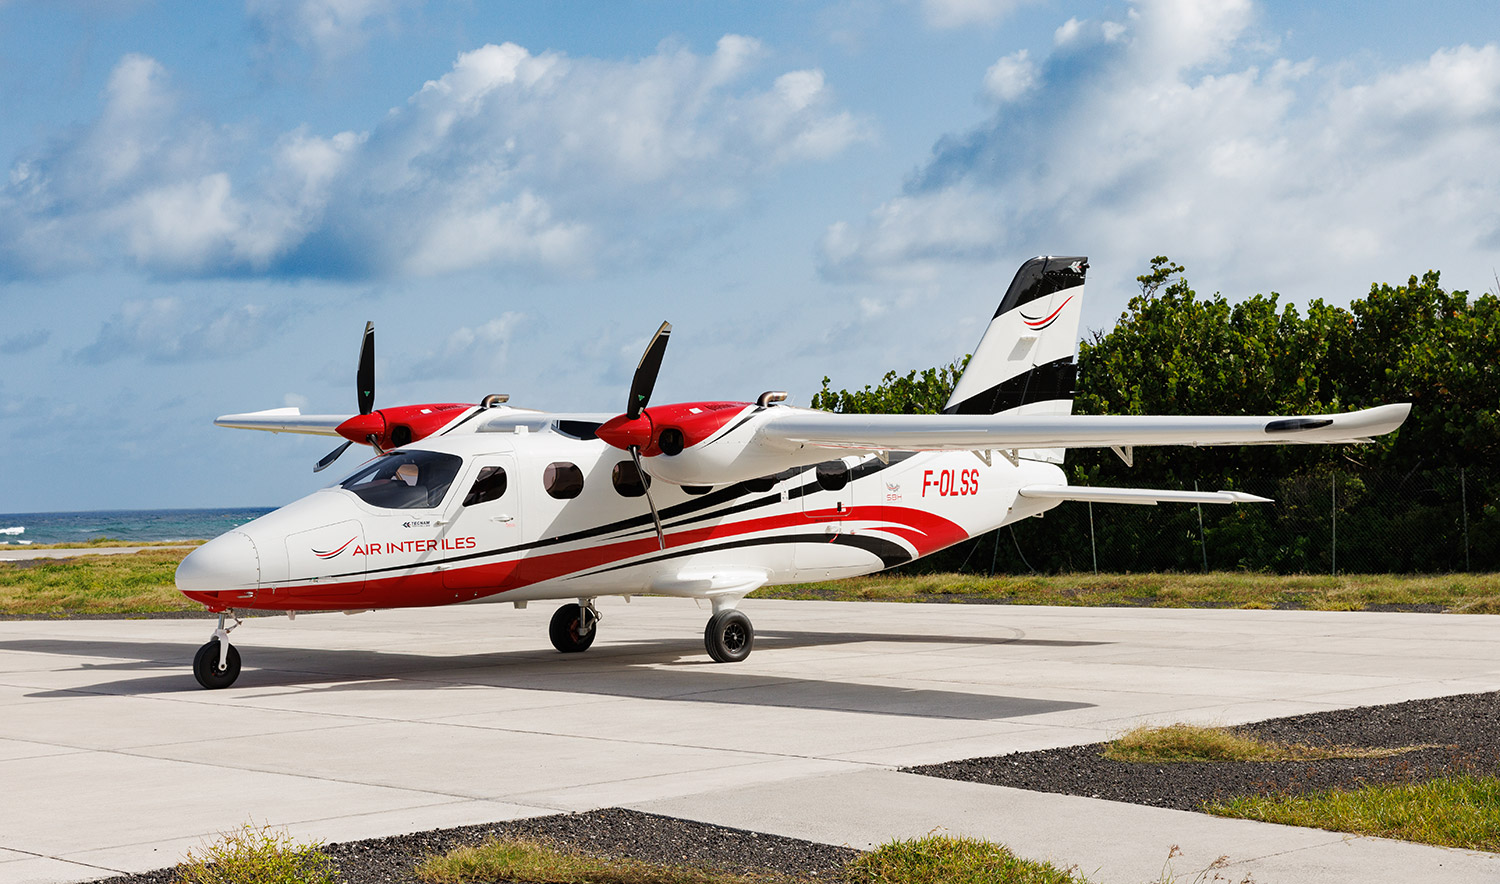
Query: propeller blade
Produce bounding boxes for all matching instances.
[366,434,386,456]
[626,321,671,421]
[631,446,666,550]
[313,440,354,473]
[356,321,375,416]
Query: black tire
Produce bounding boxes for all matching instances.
[704,610,753,663]
[193,639,241,689]
[549,603,597,653]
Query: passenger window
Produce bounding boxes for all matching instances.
[612,461,649,498]
[815,461,849,492]
[463,466,508,506]
[543,462,585,499]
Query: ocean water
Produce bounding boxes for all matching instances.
[0,508,274,545]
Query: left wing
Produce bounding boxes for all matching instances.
[214,408,352,436]
[757,403,1410,452]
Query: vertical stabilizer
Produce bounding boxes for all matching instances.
[944,255,1086,462]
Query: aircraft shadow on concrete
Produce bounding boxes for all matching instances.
[2,629,1106,721]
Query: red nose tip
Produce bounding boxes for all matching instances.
[597,413,653,451]
[336,412,386,444]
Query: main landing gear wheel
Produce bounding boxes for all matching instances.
[704,610,753,663]
[549,602,598,653]
[193,639,241,689]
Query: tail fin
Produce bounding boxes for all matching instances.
[944,255,1086,462]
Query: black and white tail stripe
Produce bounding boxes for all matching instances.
[943,255,1086,418]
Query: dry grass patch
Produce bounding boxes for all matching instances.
[415,836,808,884]
[1102,723,1432,764]
[176,823,335,884]
[843,834,1089,884]
[752,572,1500,613]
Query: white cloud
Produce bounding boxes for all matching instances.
[821,0,1500,313]
[246,0,400,63]
[0,329,49,356]
[409,313,524,380]
[1,37,868,281]
[920,0,1034,29]
[983,50,1036,103]
[75,299,294,363]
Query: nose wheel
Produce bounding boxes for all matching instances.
[192,612,242,689]
[549,599,600,653]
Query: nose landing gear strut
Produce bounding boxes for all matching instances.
[193,611,242,689]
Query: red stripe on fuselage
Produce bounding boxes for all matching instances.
[184,505,970,611]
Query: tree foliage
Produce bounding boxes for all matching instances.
[814,257,1500,573]
[811,358,969,415]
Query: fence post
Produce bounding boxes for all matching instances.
[1194,480,1208,573]
[1462,467,1470,572]
[1088,501,1098,575]
[1331,472,1337,576]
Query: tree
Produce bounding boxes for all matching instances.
[813,257,1500,573]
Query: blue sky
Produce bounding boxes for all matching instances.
[3,0,1498,513]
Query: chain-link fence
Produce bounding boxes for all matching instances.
[911,467,1500,575]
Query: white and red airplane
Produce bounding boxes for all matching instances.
[178,256,1410,688]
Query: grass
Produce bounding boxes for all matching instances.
[843,835,1089,884]
[414,835,808,883]
[2,555,1497,617]
[0,547,200,615]
[1102,723,1432,764]
[1207,774,1500,851]
[751,571,1500,613]
[176,822,336,884]
[416,834,1087,884]
[8,537,204,549]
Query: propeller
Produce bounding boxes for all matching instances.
[619,322,671,548]
[314,322,381,473]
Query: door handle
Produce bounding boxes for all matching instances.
[491,514,515,523]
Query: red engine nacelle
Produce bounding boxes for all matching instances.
[336,403,472,451]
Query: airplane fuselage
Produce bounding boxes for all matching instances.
[177,406,1064,613]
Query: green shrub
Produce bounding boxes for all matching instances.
[176,823,335,884]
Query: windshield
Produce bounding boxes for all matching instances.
[338,450,463,509]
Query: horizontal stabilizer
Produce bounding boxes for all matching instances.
[1018,485,1272,506]
[215,408,351,436]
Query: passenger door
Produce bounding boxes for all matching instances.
[441,454,521,591]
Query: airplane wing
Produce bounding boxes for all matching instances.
[1018,485,1270,505]
[214,408,352,436]
[758,403,1410,452]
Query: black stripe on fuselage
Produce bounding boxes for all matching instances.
[336,451,918,581]
[942,355,1077,416]
[571,530,914,579]
[992,256,1087,318]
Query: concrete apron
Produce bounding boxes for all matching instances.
[1,599,1498,883]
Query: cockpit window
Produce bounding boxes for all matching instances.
[339,450,462,509]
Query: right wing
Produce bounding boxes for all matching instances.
[757,403,1411,452]
[214,408,353,436]
[1018,485,1271,505]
